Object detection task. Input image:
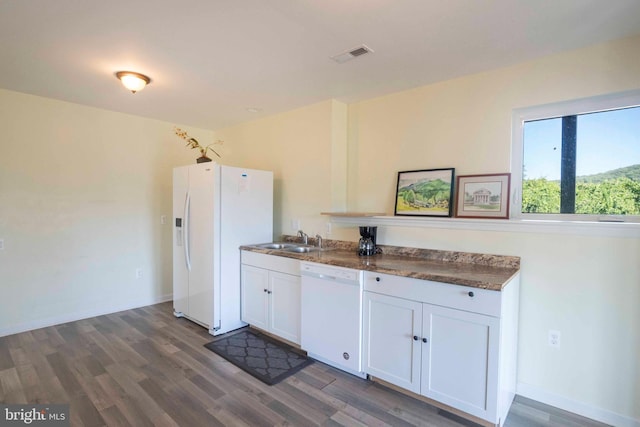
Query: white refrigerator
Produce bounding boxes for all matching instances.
[172,162,273,335]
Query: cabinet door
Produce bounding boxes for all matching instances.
[363,292,422,394]
[269,271,301,344]
[421,304,499,421]
[240,264,269,330]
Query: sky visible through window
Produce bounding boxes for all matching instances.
[523,106,640,181]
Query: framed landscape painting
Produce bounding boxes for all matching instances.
[455,173,511,219]
[394,168,455,217]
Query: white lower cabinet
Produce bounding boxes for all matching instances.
[241,264,270,331]
[363,292,422,393]
[422,304,499,417]
[240,251,301,344]
[268,271,301,343]
[363,272,519,427]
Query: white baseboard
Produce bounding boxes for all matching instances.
[0,293,173,338]
[517,382,640,427]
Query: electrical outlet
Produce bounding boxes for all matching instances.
[136,268,143,279]
[291,219,300,231]
[160,215,167,225]
[0,239,4,251]
[548,330,561,348]
[325,222,332,235]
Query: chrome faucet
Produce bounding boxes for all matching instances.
[315,234,322,249]
[297,230,308,245]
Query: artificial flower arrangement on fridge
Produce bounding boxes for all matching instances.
[174,127,223,163]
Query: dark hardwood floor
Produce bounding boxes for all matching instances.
[0,302,609,426]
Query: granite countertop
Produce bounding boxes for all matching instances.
[241,237,520,291]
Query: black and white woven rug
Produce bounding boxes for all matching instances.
[204,329,313,385]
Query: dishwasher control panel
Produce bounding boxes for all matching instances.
[301,261,360,282]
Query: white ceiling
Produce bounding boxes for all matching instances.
[1,0,639,131]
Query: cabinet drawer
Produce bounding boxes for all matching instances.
[363,271,501,317]
[241,251,300,275]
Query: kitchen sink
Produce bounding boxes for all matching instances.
[283,245,335,253]
[251,242,333,253]
[255,242,297,249]
[283,246,320,253]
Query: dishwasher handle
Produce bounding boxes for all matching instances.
[301,267,361,286]
[314,273,337,281]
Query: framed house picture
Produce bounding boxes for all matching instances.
[394,168,455,217]
[455,173,511,219]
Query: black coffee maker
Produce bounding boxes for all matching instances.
[358,226,377,256]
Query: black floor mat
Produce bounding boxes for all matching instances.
[204,329,313,385]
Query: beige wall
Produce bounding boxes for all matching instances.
[0,88,211,334]
[221,35,640,424]
[348,34,640,215]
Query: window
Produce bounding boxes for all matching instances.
[512,91,640,223]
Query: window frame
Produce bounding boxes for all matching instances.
[511,89,640,223]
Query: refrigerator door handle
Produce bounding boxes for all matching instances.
[184,192,192,271]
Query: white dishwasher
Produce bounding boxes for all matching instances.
[300,261,366,378]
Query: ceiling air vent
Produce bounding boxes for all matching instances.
[330,44,374,64]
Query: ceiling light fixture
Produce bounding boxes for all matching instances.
[115,71,151,93]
